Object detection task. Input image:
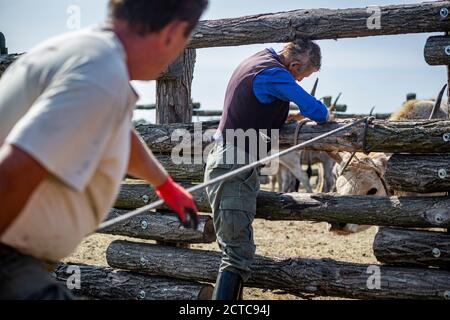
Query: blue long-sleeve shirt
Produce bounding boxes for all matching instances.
[252,48,328,123]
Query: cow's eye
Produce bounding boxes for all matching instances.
[367,188,378,195]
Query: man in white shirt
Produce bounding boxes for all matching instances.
[0,0,208,299]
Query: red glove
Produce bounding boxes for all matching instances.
[155,176,199,229]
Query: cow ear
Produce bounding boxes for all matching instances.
[327,151,344,164]
[371,153,389,174]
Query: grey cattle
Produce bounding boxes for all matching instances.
[329,85,448,235]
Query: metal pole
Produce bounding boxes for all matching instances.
[98,117,370,231]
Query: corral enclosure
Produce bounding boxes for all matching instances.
[2,1,450,300]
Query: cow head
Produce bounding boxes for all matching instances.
[327,84,448,235]
[328,152,389,235]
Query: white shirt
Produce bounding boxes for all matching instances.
[0,26,138,261]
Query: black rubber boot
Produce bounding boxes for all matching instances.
[211,271,243,300]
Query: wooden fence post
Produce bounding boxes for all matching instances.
[156,49,196,124]
[154,49,198,247]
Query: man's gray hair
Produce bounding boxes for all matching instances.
[281,38,322,71]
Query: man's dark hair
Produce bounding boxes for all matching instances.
[108,0,208,36]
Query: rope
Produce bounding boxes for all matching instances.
[98,117,370,231]
[366,156,390,196]
[338,151,390,196]
[293,119,311,145]
[339,151,356,177]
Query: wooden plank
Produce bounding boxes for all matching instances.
[135,102,201,111]
[152,154,204,182]
[334,113,391,119]
[106,240,450,300]
[374,227,450,269]
[189,2,450,48]
[115,181,450,229]
[99,209,215,243]
[424,35,450,65]
[385,154,450,193]
[54,263,213,300]
[136,119,450,155]
[190,106,346,117]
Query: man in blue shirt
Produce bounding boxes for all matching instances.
[205,39,330,300]
[253,47,328,123]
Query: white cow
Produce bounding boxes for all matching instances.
[269,150,336,194]
[269,151,313,193]
[329,86,448,235]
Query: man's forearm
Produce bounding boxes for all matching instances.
[0,144,48,236]
[127,129,168,187]
[127,130,199,226]
[0,179,25,236]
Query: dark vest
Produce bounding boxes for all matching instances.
[218,49,290,160]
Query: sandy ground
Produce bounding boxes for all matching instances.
[66,222,377,300]
[66,179,378,300]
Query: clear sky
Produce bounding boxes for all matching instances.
[0,0,447,122]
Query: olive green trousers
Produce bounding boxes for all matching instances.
[204,142,260,281]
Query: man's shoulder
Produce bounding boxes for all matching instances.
[258,67,290,77]
[21,28,129,93]
[12,28,135,113]
[238,49,286,74]
[25,27,127,76]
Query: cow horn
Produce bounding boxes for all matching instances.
[310,78,319,97]
[429,84,447,120]
[329,92,342,113]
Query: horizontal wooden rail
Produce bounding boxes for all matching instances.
[374,227,450,269]
[136,119,450,154]
[386,154,450,193]
[116,181,450,229]
[107,240,450,300]
[425,35,450,65]
[54,263,213,300]
[99,209,215,243]
[189,1,450,48]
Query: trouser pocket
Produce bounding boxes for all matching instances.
[214,206,257,281]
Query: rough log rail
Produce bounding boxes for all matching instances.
[334,113,391,119]
[152,154,204,182]
[99,209,215,243]
[107,241,450,300]
[374,227,450,269]
[424,35,450,65]
[150,158,320,183]
[191,105,347,117]
[386,154,450,193]
[136,119,450,155]
[132,158,318,183]
[54,263,213,300]
[188,1,450,48]
[135,102,201,110]
[115,181,450,229]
